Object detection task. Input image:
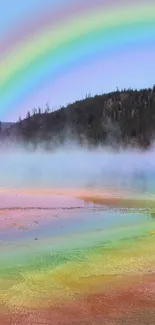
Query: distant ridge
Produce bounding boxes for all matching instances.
[1,122,15,131]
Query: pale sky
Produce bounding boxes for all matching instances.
[1,0,155,121]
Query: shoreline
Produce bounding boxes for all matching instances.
[0,187,155,209]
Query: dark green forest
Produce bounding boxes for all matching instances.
[1,85,155,149]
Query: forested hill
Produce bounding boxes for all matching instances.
[1,86,155,149]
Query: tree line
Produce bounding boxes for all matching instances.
[1,85,155,149]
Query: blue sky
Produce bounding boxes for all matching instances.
[1,0,155,121]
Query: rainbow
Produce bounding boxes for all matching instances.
[0,0,155,120]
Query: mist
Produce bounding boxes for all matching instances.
[1,140,155,196]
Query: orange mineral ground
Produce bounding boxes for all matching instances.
[1,186,155,208]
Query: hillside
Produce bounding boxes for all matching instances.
[1,86,155,149]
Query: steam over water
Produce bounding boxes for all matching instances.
[0,144,155,194]
[1,144,155,325]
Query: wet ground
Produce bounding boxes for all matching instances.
[0,189,155,324]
